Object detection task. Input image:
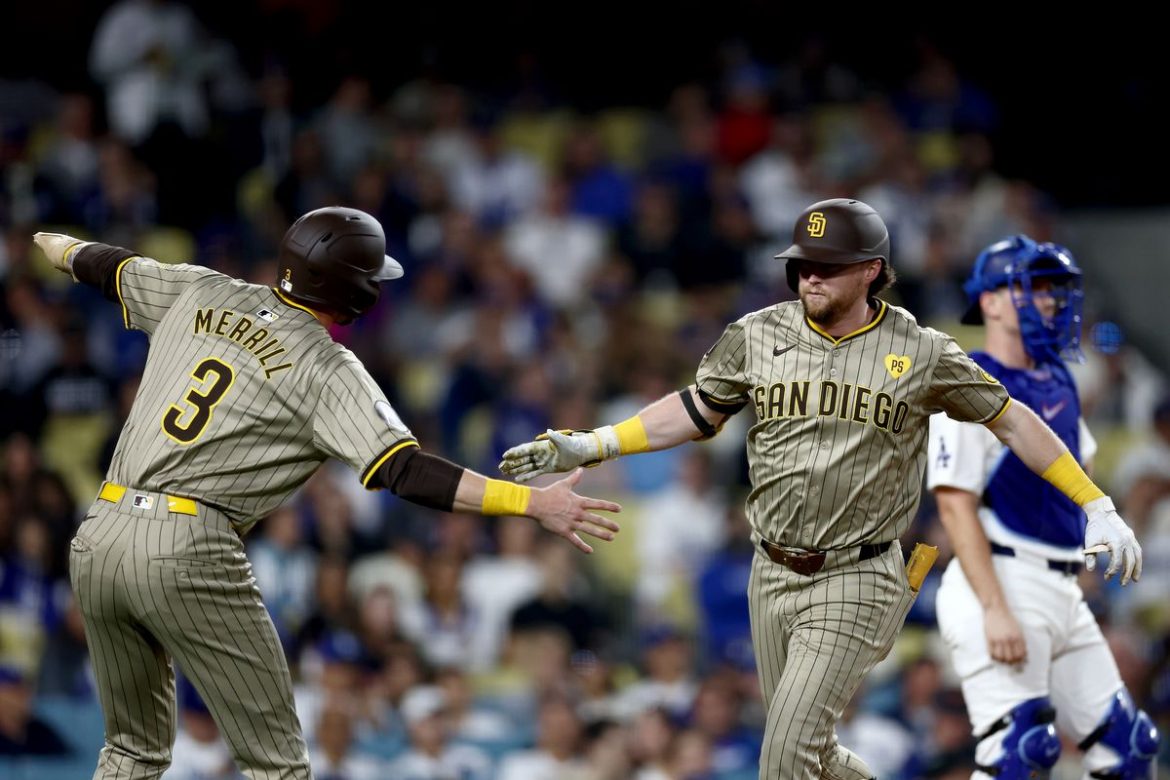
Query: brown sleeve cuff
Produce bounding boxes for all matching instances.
[73,243,138,303]
[368,445,463,511]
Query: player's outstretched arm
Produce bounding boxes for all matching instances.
[498,386,724,482]
[454,468,621,554]
[367,446,620,554]
[986,401,1142,584]
[33,232,89,278]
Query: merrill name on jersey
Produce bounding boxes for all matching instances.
[752,379,911,433]
[193,308,294,379]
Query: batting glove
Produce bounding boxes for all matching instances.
[1083,496,1142,584]
[33,232,89,278]
[499,429,612,483]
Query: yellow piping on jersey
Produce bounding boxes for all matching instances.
[272,288,322,319]
[361,439,420,488]
[805,300,888,345]
[983,397,1012,426]
[114,256,140,329]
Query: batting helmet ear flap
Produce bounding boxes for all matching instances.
[277,206,403,321]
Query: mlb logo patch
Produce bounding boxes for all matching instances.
[279,278,293,292]
[255,308,279,323]
[132,494,154,510]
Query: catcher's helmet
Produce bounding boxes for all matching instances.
[962,234,1084,362]
[277,206,403,322]
[775,198,890,292]
[960,235,1038,325]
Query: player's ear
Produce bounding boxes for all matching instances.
[979,289,1000,320]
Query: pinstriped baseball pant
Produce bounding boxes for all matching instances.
[748,540,915,779]
[68,490,310,779]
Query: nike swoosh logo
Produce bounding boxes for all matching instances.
[773,344,796,357]
[1041,400,1067,420]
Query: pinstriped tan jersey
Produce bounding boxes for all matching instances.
[696,300,1010,550]
[106,257,415,532]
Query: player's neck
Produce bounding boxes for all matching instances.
[819,296,877,339]
[984,328,1033,370]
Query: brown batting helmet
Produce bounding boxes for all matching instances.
[277,206,403,322]
[775,199,890,292]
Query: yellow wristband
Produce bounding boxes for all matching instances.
[1040,451,1105,506]
[482,479,532,516]
[613,416,650,455]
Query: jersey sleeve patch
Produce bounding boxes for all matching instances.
[375,400,406,430]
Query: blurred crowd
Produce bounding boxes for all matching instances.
[2,2,1169,778]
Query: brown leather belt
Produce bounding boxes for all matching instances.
[759,539,892,575]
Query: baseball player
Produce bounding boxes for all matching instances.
[499,199,1144,780]
[927,236,1159,779]
[32,206,620,779]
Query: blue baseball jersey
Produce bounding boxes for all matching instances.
[927,352,1095,554]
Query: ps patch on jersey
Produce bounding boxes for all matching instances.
[884,354,912,379]
[255,308,280,323]
[374,400,405,430]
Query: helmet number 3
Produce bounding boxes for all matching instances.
[162,357,236,444]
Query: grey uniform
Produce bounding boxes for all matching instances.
[695,299,1009,779]
[70,255,415,778]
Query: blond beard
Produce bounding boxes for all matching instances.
[801,289,843,325]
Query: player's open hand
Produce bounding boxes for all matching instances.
[1083,497,1142,585]
[32,232,87,276]
[526,468,620,554]
[499,429,602,483]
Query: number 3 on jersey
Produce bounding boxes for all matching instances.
[162,358,236,444]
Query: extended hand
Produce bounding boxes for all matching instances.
[527,468,621,553]
[1083,497,1142,584]
[32,232,87,277]
[499,429,603,483]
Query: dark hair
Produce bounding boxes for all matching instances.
[869,259,897,298]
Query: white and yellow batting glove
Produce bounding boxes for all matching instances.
[499,428,618,483]
[1083,496,1142,585]
[32,232,89,279]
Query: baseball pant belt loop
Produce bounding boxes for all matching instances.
[98,481,199,517]
[759,539,892,576]
[989,541,1081,575]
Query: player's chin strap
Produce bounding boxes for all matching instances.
[1077,689,1159,779]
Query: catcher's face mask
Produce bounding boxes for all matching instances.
[1007,243,1084,364]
